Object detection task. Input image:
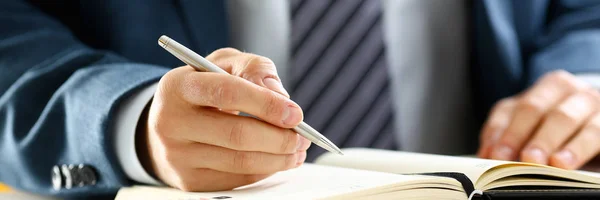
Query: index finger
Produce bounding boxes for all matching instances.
[477,98,516,158]
[179,109,311,154]
[180,72,304,128]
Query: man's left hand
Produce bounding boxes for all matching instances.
[478,70,600,170]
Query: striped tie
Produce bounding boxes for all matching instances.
[290,0,397,161]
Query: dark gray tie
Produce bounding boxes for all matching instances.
[290,0,397,161]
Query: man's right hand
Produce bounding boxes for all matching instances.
[137,48,311,191]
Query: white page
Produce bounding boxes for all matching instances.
[116,164,448,200]
[316,148,513,183]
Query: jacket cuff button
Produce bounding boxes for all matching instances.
[51,166,62,191]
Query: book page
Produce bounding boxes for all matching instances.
[476,163,600,189]
[315,148,513,183]
[115,164,452,200]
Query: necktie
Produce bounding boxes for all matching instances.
[290,0,397,161]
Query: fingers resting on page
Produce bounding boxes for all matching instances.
[140,48,310,192]
[478,70,600,170]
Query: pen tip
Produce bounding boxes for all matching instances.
[320,139,343,155]
[330,145,344,155]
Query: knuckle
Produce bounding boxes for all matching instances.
[211,79,240,107]
[545,70,582,90]
[494,98,515,110]
[518,97,545,116]
[233,151,257,171]
[549,107,578,126]
[586,119,600,133]
[550,69,568,76]
[571,92,596,111]
[179,74,209,104]
[159,69,188,97]
[159,70,178,89]
[239,56,278,80]
[247,56,276,68]
[280,131,299,153]
[262,92,284,117]
[545,70,570,81]
[162,67,186,81]
[228,122,248,149]
[150,117,180,141]
[213,47,240,56]
[152,115,170,136]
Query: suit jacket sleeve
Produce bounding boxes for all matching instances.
[473,0,600,113]
[0,0,169,197]
[526,1,600,84]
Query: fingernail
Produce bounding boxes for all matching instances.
[555,150,576,167]
[282,104,301,126]
[263,77,290,97]
[523,148,547,164]
[296,152,307,166]
[491,145,514,160]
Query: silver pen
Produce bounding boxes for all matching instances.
[158,35,343,155]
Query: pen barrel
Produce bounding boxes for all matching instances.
[294,122,341,154]
[159,36,228,74]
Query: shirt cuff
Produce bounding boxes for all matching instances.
[576,73,600,90]
[113,82,163,185]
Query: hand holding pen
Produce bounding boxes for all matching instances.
[158,36,342,155]
[135,36,340,192]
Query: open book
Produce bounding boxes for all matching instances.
[115,148,600,200]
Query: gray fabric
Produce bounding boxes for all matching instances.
[226,0,473,156]
[226,0,291,85]
[382,0,472,154]
[291,0,396,161]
